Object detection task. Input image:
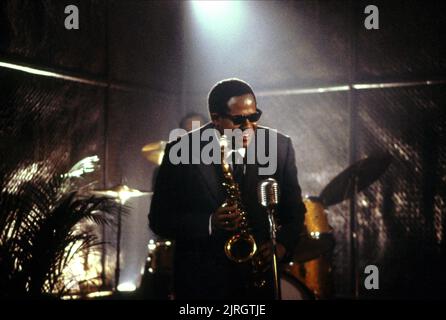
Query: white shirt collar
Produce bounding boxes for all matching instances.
[228,148,246,159]
[215,130,246,160]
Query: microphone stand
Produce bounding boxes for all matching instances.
[267,205,281,300]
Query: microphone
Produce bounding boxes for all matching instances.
[259,178,279,208]
[258,178,282,300]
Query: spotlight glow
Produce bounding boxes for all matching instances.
[117,282,137,292]
[191,0,244,36]
[86,291,113,298]
[192,1,232,16]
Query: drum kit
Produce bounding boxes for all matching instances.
[283,153,391,299]
[139,142,392,300]
[91,184,152,291]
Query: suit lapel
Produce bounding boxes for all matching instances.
[192,123,225,205]
[242,163,261,203]
[194,162,224,204]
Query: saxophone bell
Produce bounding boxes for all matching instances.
[225,233,257,263]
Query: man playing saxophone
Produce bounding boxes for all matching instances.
[149,78,306,299]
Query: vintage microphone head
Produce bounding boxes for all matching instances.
[259,178,279,208]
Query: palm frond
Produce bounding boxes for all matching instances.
[0,161,122,298]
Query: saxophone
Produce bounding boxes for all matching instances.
[220,135,257,263]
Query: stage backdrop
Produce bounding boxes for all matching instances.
[1,0,445,298]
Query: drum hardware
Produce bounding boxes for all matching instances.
[293,196,335,263]
[91,184,152,292]
[140,239,174,299]
[145,239,174,274]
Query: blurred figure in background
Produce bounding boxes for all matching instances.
[150,112,208,190]
[140,112,208,299]
[179,112,208,132]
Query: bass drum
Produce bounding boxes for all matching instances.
[280,271,315,300]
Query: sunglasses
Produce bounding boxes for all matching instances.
[222,109,262,125]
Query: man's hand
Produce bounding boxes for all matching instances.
[211,202,242,232]
[254,241,287,272]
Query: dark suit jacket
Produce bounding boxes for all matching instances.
[149,123,306,299]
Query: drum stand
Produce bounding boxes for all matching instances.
[267,206,281,300]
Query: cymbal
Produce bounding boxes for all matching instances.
[319,153,392,207]
[91,184,152,203]
[141,141,166,165]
